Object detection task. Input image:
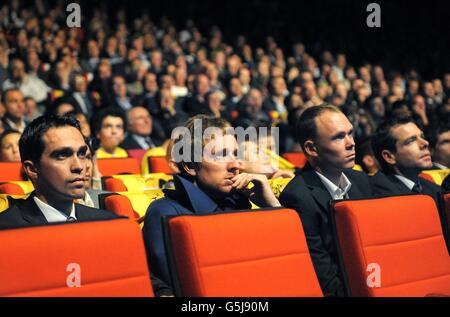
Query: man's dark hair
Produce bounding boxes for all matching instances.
[371,116,416,173]
[92,107,127,136]
[296,103,342,152]
[427,124,450,150]
[19,115,82,164]
[355,136,375,173]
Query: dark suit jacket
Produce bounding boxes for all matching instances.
[370,171,443,208]
[0,193,120,230]
[279,164,373,297]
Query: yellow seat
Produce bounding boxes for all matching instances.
[111,173,173,191]
[118,190,166,219]
[421,169,450,186]
[140,147,167,174]
[0,194,29,213]
[352,164,364,172]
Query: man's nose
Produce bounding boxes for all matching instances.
[71,156,85,173]
[419,137,429,149]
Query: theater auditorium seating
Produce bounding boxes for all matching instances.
[420,169,450,186]
[0,181,34,195]
[0,219,154,296]
[0,162,24,182]
[103,173,173,192]
[147,156,173,174]
[331,195,450,296]
[282,152,307,169]
[97,158,141,176]
[164,208,323,297]
[101,190,165,222]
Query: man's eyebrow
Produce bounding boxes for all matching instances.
[403,135,417,144]
[49,147,74,156]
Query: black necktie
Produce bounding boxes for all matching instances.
[67,216,77,222]
[412,181,423,194]
[145,137,155,148]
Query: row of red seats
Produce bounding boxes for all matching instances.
[1,195,449,296]
[0,156,172,182]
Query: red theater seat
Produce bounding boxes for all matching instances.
[147,156,172,174]
[97,158,140,176]
[282,152,307,169]
[0,219,154,296]
[165,208,323,297]
[0,162,24,182]
[332,195,450,297]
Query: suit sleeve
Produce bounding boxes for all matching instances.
[142,199,179,291]
[280,190,345,296]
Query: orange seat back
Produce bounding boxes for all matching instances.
[97,158,140,176]
[332,195,450,297]
[282,152,307,169]
[127,149,147,163]
[419,172,435,184]
[166,208,323,297]
[103,194,138,220]
[104,177,128,192]
[147,156,172,174]
[0,162,24,182]
[0,219,154,296]
[0,183,25,195]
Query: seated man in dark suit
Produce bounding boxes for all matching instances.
[120,106,165,150]
[279,103,373,297]
[0,115,119,230]
[370,116,442,204]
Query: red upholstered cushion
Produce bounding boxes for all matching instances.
[0,183,25,195]
[104,194,138,219]
[282,152,307,169]
[97,158,140,176]
[104,177,128,192]
[167,208,323,297]
[148,156,172,174]
[0,162,24,182]
[333,195,450,297]
[0,219,153,296]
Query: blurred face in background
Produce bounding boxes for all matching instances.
[0,132,21,162]
[97,115,125,151]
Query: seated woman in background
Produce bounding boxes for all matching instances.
[0,130,21,162]
[93,107,128,158]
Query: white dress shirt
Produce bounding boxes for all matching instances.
[33,197,77,222]
[315,171,352,200]
[433,162,448,170]
[394,175,416,191]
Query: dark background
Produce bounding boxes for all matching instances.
[86,0,448,79]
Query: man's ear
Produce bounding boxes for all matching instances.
[381,149,396,165]
[303,140,318,157]
[181,162,197,177]
[22,160,38,181]
[362,154,375,169]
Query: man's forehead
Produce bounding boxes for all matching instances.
[391,122,421,139]
[42,126,85,149]
[315,111,352,134]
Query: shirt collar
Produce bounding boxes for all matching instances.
[173,175,220,214]
[433,162,448,170]
[315,171,352,199]
[33,196,76,222]
[394,174,416,191]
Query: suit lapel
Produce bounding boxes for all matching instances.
[387,174,412,194]
[301,166,332,214]
[15,194,48,224]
